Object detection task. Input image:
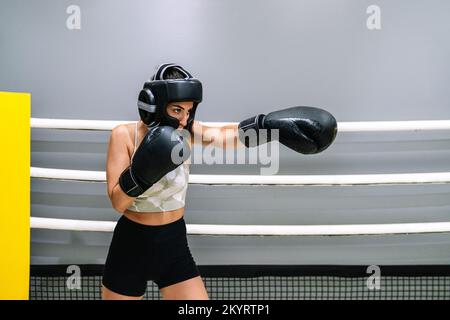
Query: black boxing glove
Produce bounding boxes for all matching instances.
[238,106,337,154]
[119,126,190,197]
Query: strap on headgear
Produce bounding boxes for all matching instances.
[138,63,202,131]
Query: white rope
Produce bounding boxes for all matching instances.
[30,217,450,235]
[338,120,450,132]
[31,167,105,182]
[30,118,131,131]
[31,167,450,185]
[31,118,450,132]
[31,217,116,232]
[189,172,450,185]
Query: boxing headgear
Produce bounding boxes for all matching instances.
[138,63,202,131]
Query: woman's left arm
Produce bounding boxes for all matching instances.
[191,120,243,150]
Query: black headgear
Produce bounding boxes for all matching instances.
[138,63,202,131]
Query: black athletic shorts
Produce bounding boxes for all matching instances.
[102,215,200,297]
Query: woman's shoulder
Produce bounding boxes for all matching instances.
[110,122,135,144]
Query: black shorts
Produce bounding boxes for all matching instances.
[102,215,200,297]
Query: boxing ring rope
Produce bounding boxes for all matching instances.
[30,217,450,236]
[31,118,450,132]
[31,167,450,185]
[31,117,450,236]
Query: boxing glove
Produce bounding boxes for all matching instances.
[238,106,337,154]
[119,126,190,197]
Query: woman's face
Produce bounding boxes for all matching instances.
[166,101,194,129]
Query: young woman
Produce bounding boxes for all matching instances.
[102,63,337,300]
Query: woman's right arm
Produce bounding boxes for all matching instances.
[106,125,136,213]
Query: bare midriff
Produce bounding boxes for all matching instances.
[123,207,185,226]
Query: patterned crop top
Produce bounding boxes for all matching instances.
[126,122,190,213]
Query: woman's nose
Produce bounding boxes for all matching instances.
[179,113,189,127]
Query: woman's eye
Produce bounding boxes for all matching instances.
[170,107,189,117]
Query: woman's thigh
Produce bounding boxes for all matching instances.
[102,285,143,300]
[160,276,209,300]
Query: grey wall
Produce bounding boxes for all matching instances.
[1,0,450,265]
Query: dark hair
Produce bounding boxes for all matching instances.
[161,66,186,80]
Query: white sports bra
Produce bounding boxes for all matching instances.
[126,122,190,213]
